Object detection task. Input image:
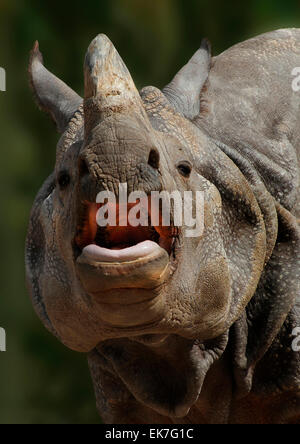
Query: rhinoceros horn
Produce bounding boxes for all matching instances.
[83,34,147,136]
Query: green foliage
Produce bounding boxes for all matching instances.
[0,0,299,424]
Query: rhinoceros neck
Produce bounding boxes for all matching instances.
[88,333,229,423]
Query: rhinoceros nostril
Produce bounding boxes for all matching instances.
[148,149,160,170]
[78,157,90,177]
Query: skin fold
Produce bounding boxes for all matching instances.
[26,29,300,424]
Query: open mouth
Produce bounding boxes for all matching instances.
[74,199,179,294]
[75,200,178,264]
[74,198,180,325]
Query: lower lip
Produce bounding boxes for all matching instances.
[76,240,171,294]
[82,240,163,263]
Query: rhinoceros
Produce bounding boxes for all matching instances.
[26,28,300,424]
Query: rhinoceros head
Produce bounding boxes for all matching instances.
[26,35,269,419]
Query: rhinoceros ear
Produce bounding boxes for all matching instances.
[163,39,211,120]
[29,41,83,133]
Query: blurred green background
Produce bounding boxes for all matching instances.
[0,0,299,424]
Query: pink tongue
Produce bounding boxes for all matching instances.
[82,240,161,263]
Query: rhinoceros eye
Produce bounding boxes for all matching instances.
[177,161,192,178]
[58,171,71,190]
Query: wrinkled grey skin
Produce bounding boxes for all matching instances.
[26,29,300,424]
